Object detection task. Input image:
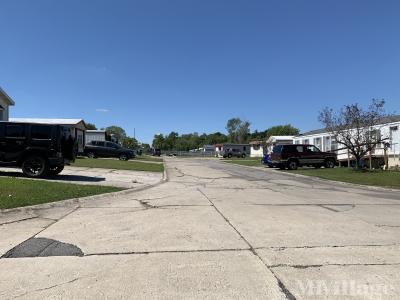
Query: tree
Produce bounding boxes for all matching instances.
[122,137,138,149]
[226,118,251,143]
[249,125,299,140]
[86,123,97,130]
[264,124,300,138]
[152,134,165,149]
[319,99,389,169]
[105,126,127,143]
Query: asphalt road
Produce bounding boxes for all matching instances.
[1,158,399,299]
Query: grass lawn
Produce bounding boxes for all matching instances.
[135,155,163,162]
[222,157,263,167]
[71,158,164,172]
[289,167,400,189]
[0,177,122,209]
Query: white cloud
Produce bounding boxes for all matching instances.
[96,108,110,113]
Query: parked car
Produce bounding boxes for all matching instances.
[152,148,161,156]
[270,144,337,170]
[222,148,247,158]
[84,141,135,160]
[0,122,76,178]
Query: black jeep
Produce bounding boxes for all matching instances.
[0,122,76,178]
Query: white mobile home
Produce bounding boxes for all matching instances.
[86,130,106,144]
[249,141,264,157]
[249,136,294,157]
[0,88,15,121]
[293,116,400,168]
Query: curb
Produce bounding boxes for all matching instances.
[0,166,169,214]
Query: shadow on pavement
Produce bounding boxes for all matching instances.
[0,171,106,183]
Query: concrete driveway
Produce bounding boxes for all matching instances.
[0,158,399,299]
[0,166,162,188]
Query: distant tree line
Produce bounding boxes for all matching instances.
[152,118,300,151]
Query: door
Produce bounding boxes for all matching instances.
[3,124,27,162]
[304,145,324,164]
[106,142,118,157]
[95,141,108,156]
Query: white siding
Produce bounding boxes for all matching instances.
[250,145,264,157]
[294,121,400,167]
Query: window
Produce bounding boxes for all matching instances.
[296,146,303,153]
[323,136,331,151]
[303,139,309,144]
[390,126,398,142]
[272,145,283,153]
[282,145,298,153]
[107,142,120,148]
[5,125,25,137]
[331,138,338,152]
[31,125,52,139]
[314,137,321,148]
[306,145,320,152]
[96,141,105,147]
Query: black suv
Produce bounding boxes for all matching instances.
[270,144,337,170]
[84,141,135,160]
[0,122,76,178]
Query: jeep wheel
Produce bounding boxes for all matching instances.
[22,156,49,178]
[227,153,232,158]
[48,165,64,176]
[87,152,95,159]
[241,153,246,158]
[325,159,335,168]
[288,160,298,170]
[119,154,129,161]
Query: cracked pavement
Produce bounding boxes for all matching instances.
[0,158,399,299]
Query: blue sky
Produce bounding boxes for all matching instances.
[1,0,399,143]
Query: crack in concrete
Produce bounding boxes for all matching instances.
[0,216,38,226]
[256,243,400,251]
[270,262,400,269]
[85,248,250,257]
[375,224,400,228]
[197,187,297,300]
[12,277,83,299]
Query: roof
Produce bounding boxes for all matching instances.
[10,118,87,130]
[0,87,15,105]
[10,118,84,125]
[298,114,400,137]
[267,135,294,140]
[86,130,106,133]
[249,140,263,145]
